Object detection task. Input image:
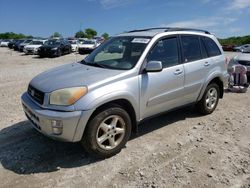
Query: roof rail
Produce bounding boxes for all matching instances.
[127,27,210,34]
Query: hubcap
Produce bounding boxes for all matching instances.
[205,87,218,110]
[96,115,126,150]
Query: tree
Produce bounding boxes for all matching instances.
[51,32,62,38]
[101,32,109,40]
[85,28,97,39]
[75,30,87,38]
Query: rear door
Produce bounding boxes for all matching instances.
[180,35,211,104]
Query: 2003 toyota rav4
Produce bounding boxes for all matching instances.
[22,28,228,157]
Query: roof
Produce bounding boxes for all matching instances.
[118,27,211,37]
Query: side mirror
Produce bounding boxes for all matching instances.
[145,61,163,72]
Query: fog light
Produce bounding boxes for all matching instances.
[51,120,63,135]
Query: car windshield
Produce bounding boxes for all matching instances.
[31,41,43,45]
[69,40,77,44]
[24,40,33,43]
[81,36,151,70]
[45,40,60,45]
[83,40,95,44]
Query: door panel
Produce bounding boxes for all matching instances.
[140,64,185,119]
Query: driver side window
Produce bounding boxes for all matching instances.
[147,37,179,68]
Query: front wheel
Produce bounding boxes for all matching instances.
[196,83,220,115]
[81,107,132,158]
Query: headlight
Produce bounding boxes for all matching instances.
[52,47,58,50]
[49,87,88,106]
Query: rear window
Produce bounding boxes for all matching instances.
[202,37,221,57]
[181,35,201,62]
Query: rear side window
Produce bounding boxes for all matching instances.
[202,37,221,57]
[181,35,201,62]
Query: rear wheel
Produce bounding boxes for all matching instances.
[81,107,132,158]
[196,83,220,115]
[57,49,62,57]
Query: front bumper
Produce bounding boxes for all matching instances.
[21,92,92,142]
[38,49,58,57]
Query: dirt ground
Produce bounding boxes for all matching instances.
[0,47,249,188]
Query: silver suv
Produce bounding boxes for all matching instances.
[21,28,228,157]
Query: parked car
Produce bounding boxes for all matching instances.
[21,27,228,158]
[13,39,25,51]
[38,38,71,57]
[18,39,33,52]
[78,39,100,54]
[68,39,79,52]
[8,39,18,49]
[0,39,10,47]
[228,48,250,77]
[24,40,47,55]
[222,44,235,51]
[241,45,250,53]
[233,44,250,52]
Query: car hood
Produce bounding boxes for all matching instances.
[25,44,42,48]
[40,44,59,49]
[29,62,125,93]
[79,44,95,48]
[235,53,250,61]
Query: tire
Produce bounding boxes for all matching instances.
[81,106,132,158]
[196,83,220,115]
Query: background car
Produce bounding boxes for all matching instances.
[0,39,10,47]
[228,49,250,79]
[68,39,79,52]
[8,39,18,49]
[78,39,100,54]
[233,44,250,52]
[38,38,71,57]
[13,39,25,51]
[24,39,47,55]
[222,44,235,51]
[18,39,33,52]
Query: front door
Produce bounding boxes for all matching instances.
[139,36,185,119]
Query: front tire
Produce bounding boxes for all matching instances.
[196,83,220,115]
[81,107,132,158]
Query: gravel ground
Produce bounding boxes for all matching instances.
[0,48,249,188]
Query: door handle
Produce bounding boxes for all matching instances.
[174,69,183,75]
[204,62,210,66]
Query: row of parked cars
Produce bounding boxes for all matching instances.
[0,37,103,57]
[222,43,250,52]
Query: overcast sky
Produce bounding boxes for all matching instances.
[0,0,250,38]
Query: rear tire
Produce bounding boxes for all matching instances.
[196,83,220,115]
[81,107,132,158]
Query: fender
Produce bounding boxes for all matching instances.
[197,71,225,102]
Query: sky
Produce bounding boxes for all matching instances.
[0,0,250,38]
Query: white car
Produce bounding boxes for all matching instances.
[78,39,100,54]
[68,39,79,52]
[0,39,10,47]
[24,40,47,55]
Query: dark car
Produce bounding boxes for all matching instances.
[38,39,71,57]
[8,39,18,49]
[13,39,25,51]
[222,44,235,51]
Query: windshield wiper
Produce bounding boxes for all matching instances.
[80,60,108,68]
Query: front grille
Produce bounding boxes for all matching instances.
[238,61,250,66]
[28,85,45,105]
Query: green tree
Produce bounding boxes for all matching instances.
[85,28,97,39]
[75,30,87,38]
[51,32,62,38]
[101,32,109,40]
